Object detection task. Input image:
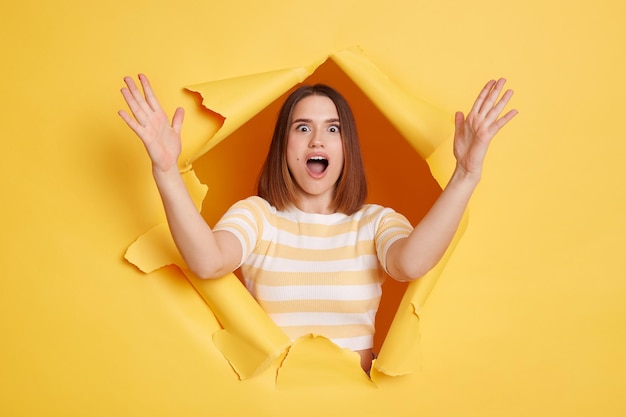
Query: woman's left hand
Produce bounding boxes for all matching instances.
[453,78,518,180]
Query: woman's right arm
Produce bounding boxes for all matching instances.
[118,74,241,278]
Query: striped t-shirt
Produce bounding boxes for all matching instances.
[213,196,413,351]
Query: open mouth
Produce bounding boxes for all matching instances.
[306,155,329,175]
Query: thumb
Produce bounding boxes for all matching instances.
[172,107,185,135]
[454,111,465,135]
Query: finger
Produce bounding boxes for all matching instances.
[469,79,496,115]
[138,74,163,113]
[483,88,515,124]
[172,107,185,135]
[478,78,507,116]
[120,85,150,127]
[491,108,519,132]
[124,76,153,116]
[118,109,144,138]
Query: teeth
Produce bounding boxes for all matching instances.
[308,156,327,161]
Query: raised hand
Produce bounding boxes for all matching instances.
[118,74,184,173]
[453,78,518,180]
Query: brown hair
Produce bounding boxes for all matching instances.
[257,84,367,215]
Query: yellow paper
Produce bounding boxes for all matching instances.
[124,169,207,272]
[276,335,373,388]
[184,63,322,163]
[4,1,626,415]
[330,47,450,159]
[183,270,291,380]
[372,212,467,377]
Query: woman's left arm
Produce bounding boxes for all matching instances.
[386,78,518,281]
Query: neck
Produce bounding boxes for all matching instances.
[293,196,336,214]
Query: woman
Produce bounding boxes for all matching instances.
[118,75,517,372]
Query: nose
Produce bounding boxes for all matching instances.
[308,129,324,148]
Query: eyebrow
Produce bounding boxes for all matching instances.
[291,118,340,124]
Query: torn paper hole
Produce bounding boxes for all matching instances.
[125,46,466,385]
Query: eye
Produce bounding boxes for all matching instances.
[295,124,311,132]
[328,124,340,133]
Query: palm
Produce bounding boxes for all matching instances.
[118,74,184,173]
[453,79,518,177]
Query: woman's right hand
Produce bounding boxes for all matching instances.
[118,74,184,174]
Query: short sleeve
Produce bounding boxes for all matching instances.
[374,209,413,273]
[213,197,266,267]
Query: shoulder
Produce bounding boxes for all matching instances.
[216,196,277,230]
[355,204,413,231]
[227,196,275,215]
[353,203,401,220]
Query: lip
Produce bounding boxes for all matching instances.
[304,152,330,179]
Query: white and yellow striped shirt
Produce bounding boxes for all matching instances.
[213,196,413,351]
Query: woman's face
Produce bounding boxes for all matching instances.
[286,94,344,213]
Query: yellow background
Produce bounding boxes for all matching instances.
[2,0,625,416]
